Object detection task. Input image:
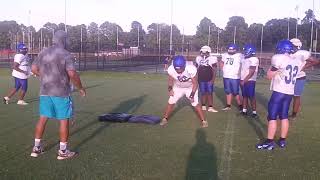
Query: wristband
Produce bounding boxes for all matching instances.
[189,91,195,98]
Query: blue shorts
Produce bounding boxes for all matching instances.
[268,91,293,120]
[14,77,28,92]
[241,81,256,98]
[223,78,240,95]
[199,81,214,94]
[39,96,73,120]
[294,78,306,96]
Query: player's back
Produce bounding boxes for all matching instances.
[270,54,304,95]
[221,53,242,79]
[34,45,74,97]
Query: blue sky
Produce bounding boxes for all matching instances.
[0,0,318,35]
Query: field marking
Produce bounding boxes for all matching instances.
[218,112,235,180]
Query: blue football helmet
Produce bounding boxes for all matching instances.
[227,43,238,54]
[17,43,28,54]
[173,55,186,71]
[276,40,294,54]
[227,44,238,51]
[243,44,256,58]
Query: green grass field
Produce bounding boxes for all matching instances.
[0,69,320,180]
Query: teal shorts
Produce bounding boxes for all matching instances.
[39,96,73,120]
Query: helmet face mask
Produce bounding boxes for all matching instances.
[243,44,256,58]
[17,43,28,55]
[200,46,211,57]
[227,44,238,55]
[290,38,302,50]
[173,55,186,73]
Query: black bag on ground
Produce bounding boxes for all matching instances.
[127,115,161,124]
[98,113,132,122]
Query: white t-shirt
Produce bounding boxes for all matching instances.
[270,54,305,95]
[221,53,243,79]
[291,50,310,78]
[168,64,197,88]
[195,55,218,67]
[240,57,259,81]
[12,54,30,79]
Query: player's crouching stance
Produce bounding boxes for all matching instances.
[160,55,208,128]
[256,40,305,150]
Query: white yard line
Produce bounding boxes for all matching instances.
[218,113,235,180]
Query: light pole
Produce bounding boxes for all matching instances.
[64,0,67,32]
[260,25,264,62]
[169,0,173,55]
[295,5,299,38]
[310,0,315,52]
[233,26,237,44]
[137,25,140,48]
[208,25,211,46]
[287,17,290,39]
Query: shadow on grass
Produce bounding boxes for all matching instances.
[185,129,217,180]
[44,94,147,152]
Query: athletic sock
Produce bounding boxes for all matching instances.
[202,104,206,107]
[59,142,68,151]
[266,139,274,143]
[279,137,286,141]
[242,109,247,113]
[34,139,41,147]
[252,111,257,114]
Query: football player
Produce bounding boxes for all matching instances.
[160,55,208,128]
[220,44,243,111]
[3,43,31,105]
[256,40,305,150]
[289,38,319,119]
[240,44,259,117]
[195,46,218,112]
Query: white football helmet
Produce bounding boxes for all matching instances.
[290,38,302,50]
[200,45,211,53]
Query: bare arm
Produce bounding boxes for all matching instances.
[167,75,174,96]
[267,67,278,80]
[243,66,256,82]
[67,70,86,96]
[31,64,40,76]
[211,63,217,82]
[302,56,319,71]
[13,62,27,74]
[191,74,198,93]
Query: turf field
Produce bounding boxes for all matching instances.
[0,69,319,180]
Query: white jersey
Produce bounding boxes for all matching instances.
[168,64,197,88]
[291,50,310,78]
[240,57,259,81]
[270,54,305,95]
[221,53,243,79]
[195,55,217,67]
[12,54,30,79]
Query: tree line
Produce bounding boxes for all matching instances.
[0,9,319,54]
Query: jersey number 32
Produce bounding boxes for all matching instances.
[285,65,298,84]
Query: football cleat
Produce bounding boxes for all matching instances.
[160,118,168,126]
[201,120,208,128]
[3,97,9,104]
[30,146,44,158]
[17,100,28,105]
[256,140,275,150]
[57,149,78,160]
[208,107,218,112]
[277,139,287,148]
